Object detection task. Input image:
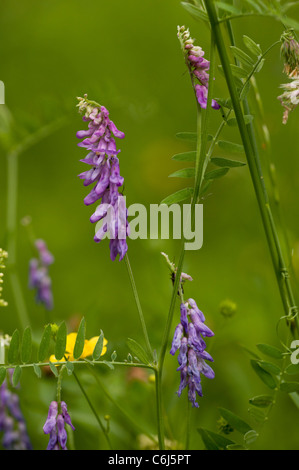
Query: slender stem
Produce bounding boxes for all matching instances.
[156,29,218,449]
[72,369,113,450]
[87,364,158,444]
[5,117,66,331]
[125,253,153,359]
[204,0,298,327]
[6,151,31,330]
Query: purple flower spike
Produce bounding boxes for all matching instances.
[43,400,75,450]
[170,297,214,408]
[29,239,54,311]
[0,374,32,449]
[178,26,220,111]
[77,95,129,261]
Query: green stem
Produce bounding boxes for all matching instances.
[72,369,113,450]
[156,29,217,449]
[204,0,298,327]
[5,117,66,331]
[125,253,153,359]
[87,364,158,445]
[6,151,31,330]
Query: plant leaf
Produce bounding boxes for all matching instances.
[197,428,219,450]
[65,361,74,375]
[243,35,262,56]
[181,3,209,23]
[249,395,273,408]
[218,140,244,153]
[198,428,234,450]
[49,362,59,377]
[250,360,277,389]
[169,168,195,178]
[176,132,197,142]
[229,64,249,79]
[285,363,299,375]
[21,326,32,364]
[257,360,281,376]
[73,317,86,360]
[172,151,196,162]
[211,157,246,168]
[33,363,42,378]
[218,408,252,435]
[55,322,67,361]
[244,429,259,446]
[230,46,255,69]
[216,1,241,15]
[161,187,193,205]
[127,338,151,365]
[8,330,20,364]
[204,167,230,180]
[93,331,105,361]
[38,324,52,362]
[256,343,283,359]
[12,365,22,387]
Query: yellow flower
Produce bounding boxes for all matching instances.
[49,332,108,363]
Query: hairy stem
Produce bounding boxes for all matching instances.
[204,0,298,328]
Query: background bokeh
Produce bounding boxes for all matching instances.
[0,0,299,450]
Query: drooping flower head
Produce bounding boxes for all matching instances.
[29,239,54,310]
[43,400,75,450]
[163,253,215,408]
[170,298,215,408]
[177,25,220,110]
[0,249,8,307]
[76,95,129,261]
[0,370,32,449]
[281,30,299,78]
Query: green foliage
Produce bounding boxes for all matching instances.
[250,359,278,389]
[218,407,252,435]
[126,338,152,365]
[73,317,86,360]
[55,322,67,361]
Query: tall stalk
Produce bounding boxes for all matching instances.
[156,29,217,449]
[204,0,298,329]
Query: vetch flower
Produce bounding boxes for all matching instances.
[170,298,215,408]
[43,400,75,450]
[0,371,32,449]
[177,25,220,110]
[49,332,108,363]
[281,30,299,78]
[278,78,299,124]
[29,239,54,310]
[76,95,129,261]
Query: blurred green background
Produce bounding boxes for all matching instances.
[0,0,299,450]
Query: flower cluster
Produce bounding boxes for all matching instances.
[43,401,75,450]
[177,25,220,110]
[49,331,108,363]
[278,31,299,123]
[0,371,32,450]
[0,249,8,307]
[77,95,129,261]
[170,299,215,408]
[29,239,54,310]
[281,30,299,78]
[278,78,299,124]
